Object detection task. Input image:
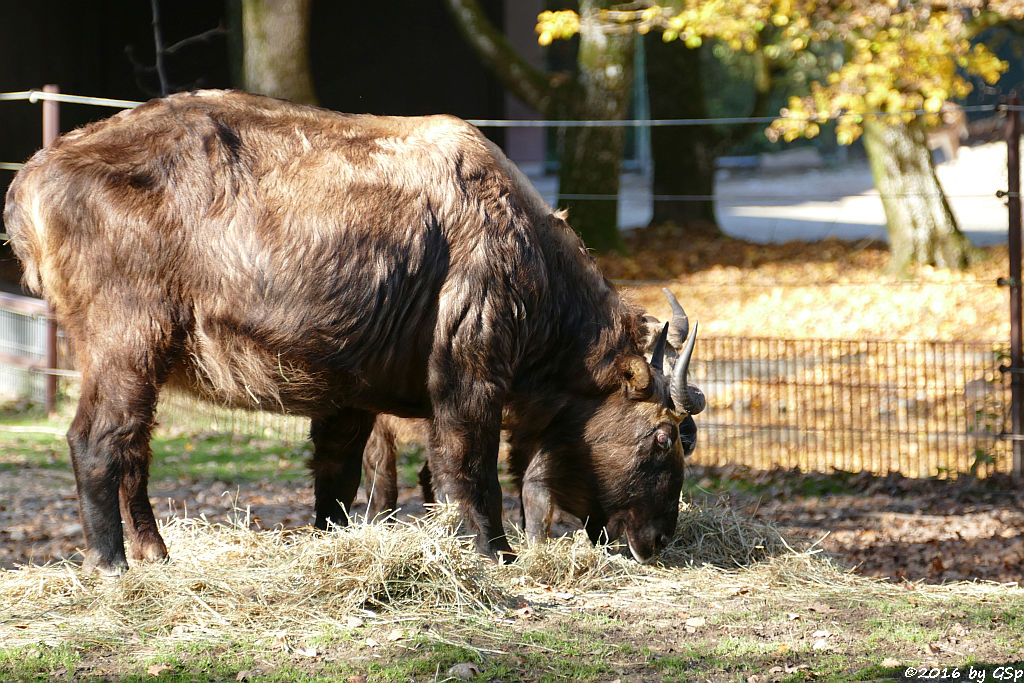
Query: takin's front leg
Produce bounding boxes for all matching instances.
[428,416,511,560]
[427,371,512,561]
[309,408,376,529]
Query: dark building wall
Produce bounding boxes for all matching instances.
[310,1,506,121]
[0,0,506,164]
[0,0,508,289]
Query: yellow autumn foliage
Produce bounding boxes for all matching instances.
[536,1,1023,143]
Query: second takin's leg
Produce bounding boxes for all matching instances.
[520,453,555,542]
[309,408,376,528]
[417,462,435,504]
[362,414,399,521]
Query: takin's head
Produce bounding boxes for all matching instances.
[557,290,706,564]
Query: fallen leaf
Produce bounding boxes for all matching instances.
[811,630,831,639]
[365,637,379,648]
[787,612,801,621]
[882,658,901,668]
[386,629,404,642]
[345,616,365,629]
[448,662,481,680]
[515,605,536,618]
[147,664,173,676]
[813,638,829,651]
[685,616,707,628]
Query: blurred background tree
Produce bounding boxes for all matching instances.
[539,0,1024,271]
[446,0,633,252]
[238,0,317,105]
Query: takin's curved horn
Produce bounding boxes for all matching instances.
[649,322,669,373]
[670,320,706,415]
[662,288,689,350]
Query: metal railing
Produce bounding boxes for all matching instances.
[691,338,1010,478]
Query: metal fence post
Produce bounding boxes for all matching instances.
[1004,95,1024,481]
[42,84,59,414]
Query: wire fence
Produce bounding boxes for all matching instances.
[691,338,1010,478]
[1,302,1013,478]
[0,88,1019,478]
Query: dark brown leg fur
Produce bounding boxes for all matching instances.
[310,408,376,528]
[69,372,163,576]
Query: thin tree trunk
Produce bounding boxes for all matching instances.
[862,118,980,273]
[644,37,721,235]
[445,0,631,252]
[557,1,633,252]
[241,0,317,105]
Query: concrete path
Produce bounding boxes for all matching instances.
[529,140,1012,246]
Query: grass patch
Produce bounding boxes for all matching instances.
[0,642,80,681]
[149,432,309,483]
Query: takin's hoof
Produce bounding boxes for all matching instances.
[82,550,129,579]
[496,550,518,565]
[128,537,169,564]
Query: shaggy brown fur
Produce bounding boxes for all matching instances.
[5,90,699,574]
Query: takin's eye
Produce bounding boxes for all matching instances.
[654,424,676,451]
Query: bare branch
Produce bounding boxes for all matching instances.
[163,25,226,56]
[443,0,560,115]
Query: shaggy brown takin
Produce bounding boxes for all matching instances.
[5,89,705,575]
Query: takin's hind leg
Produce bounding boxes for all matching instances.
[68,372,164,576]
[310,408,377,529]
[119,444,167,564]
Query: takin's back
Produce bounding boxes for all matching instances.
[3,89,552,416]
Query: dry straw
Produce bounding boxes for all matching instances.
[2,497,1012,650]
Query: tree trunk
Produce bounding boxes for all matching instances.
[557,1,634,252]
[862,118,980,273]
[241,0,317,105]
[444,0,631,253]
[644,37,722,236]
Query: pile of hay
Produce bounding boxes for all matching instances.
[661,499,794,568]
[0,499,835,647]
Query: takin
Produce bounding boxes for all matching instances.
[5,89,706,575]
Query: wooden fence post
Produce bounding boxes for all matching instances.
[42,84,59,415]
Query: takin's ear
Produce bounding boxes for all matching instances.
[620,355,654,400]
